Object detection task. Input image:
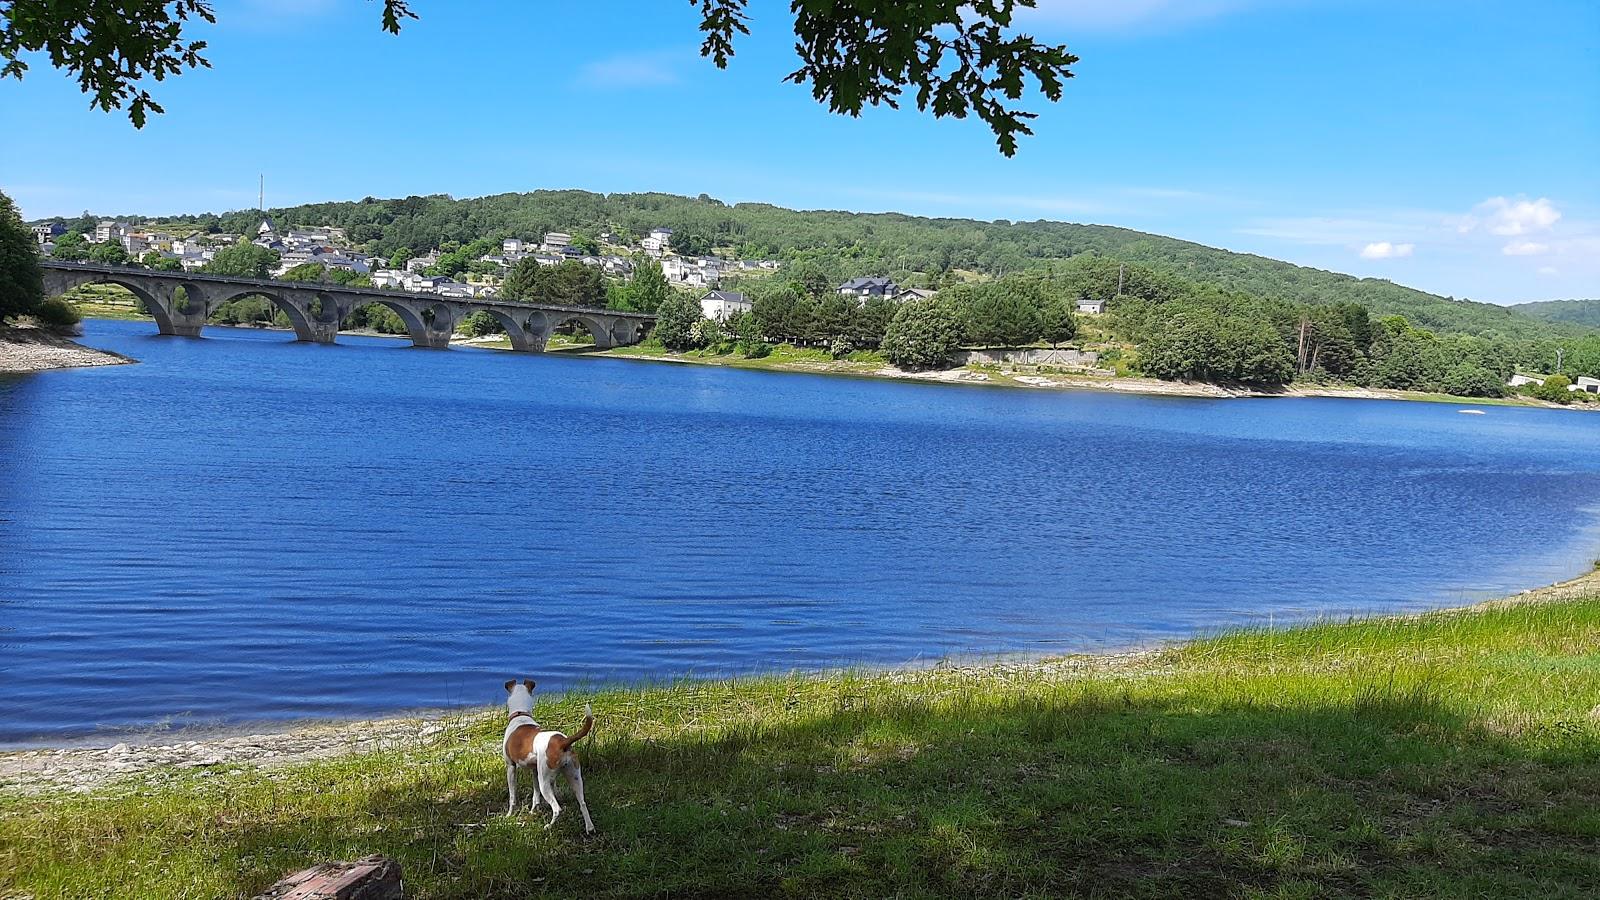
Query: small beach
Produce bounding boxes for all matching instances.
[0,326,133,373]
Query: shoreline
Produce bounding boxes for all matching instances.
[76,315,1594,410]
[0,326,136,374]
[573,340,1595,410]
[5,565,1595,794]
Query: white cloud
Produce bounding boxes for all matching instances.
[1460,196,1562,236]
[1360,241,1414,259]
[576,52,685,89]
[1537,266,1559,276]
[1502,240,1550,256]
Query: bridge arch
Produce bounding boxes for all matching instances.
[339,297,440,348]
[207,288,321,343]
[459,306,544,352]
[47,272,202,337]
[85,276,175,334]
[546,312,616,350]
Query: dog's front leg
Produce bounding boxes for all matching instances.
[505,762,517,816]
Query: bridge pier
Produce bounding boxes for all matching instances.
[413,303,456,349]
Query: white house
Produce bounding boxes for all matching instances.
[405,251,440,273]
[893,287,938,303]
[92,220,127,244]
[700,290,751,322]
[407,275,451,293]
[541,231,571,252]
[502,238,527,257]
[1572,376,1600,395]
[370,269,407,289]
[1507,373,1546,388]
[662,256,722,290]
[641,227,673,258]
[31,222,65,245]
[1076,298,1108,314]
[179,252,213,271]
[433,279,476,299]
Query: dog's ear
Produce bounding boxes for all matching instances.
[504,680,516,694]
[522,679,536,692]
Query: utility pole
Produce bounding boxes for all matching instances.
[1117,263,1125,297]
[258,174,264,211]
[1557,347,1565,374]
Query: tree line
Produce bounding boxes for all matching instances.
[64,188,1591,346]
[648,273,1081,366]
[16,189,1599,399]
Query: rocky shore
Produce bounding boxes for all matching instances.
[0,327,134,373]
[0,714,476,796]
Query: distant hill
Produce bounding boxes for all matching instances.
[1509,299,1600,329]
[45,189,1592,342]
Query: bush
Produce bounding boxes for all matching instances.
[32,298,81,330]
[653,292,705,351]
[1439,363,1505,398]
[1534,375,1573,403]
[882,298,964,370]
[690,318,723,350]
[738,340,773,359]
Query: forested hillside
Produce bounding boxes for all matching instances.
[1510,299,1600,330]
[64,189,1587,343]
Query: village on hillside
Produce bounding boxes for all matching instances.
[30,216,1116,326]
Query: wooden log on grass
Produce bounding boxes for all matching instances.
[251,854,402,899]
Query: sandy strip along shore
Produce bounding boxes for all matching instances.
[0,327,134,373]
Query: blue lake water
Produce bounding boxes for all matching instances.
[2,318,1599,745]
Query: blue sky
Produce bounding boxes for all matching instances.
[2,0,1595,304]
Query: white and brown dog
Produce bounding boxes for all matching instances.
[503,679,595,832]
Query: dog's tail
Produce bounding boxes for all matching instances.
[559,703,595,753]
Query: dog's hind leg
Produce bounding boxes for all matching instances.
[565,763,594,834]
[538,769,563,829]
[505,762,517,816]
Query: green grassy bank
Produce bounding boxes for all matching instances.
[4,588,1599,898]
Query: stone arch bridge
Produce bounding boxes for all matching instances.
[42,261,654,351]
